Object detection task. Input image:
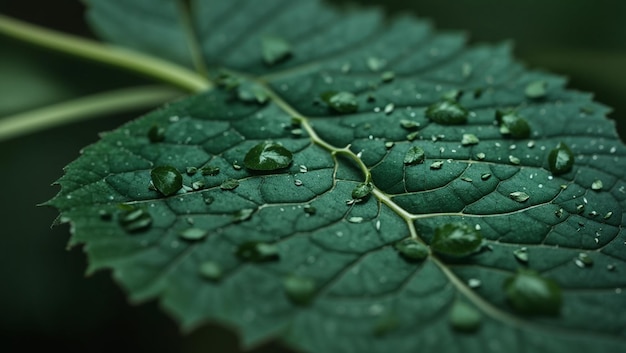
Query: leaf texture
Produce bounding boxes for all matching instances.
[49,1,626,352]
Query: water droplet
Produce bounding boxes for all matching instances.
[449,300,482,332]
[236,241,279,262]
[476,152,486,160]
[148,125,165,142]
[321,91,358,113]
[496,111,531,139]
[509,191,530,203]
[525,80,548,99]
[548,142,574,175]
[243,141,293,171]
[233,208,254,222]
[375,220,381,231]
[348,216,364,223]
[294,179,303,186]
[198,261,222,281]
[380,71,395,82]
[430,161,444,170]
[527,140,535,148]
[480,173,491,181]
[186,166,198,175]
[513,247,529,263]
[351,182,373,199]
[283,275,316,305]
[261,36,292,65]
[366,56,386,71]
[406,131,419,141]
[400,119,420,130]
[504,270,562,316]
[220,178,240,190]
[393,238,429,261]
[404,146,425,165]
[461,177,473,183]
[468,278,482,288]
[99,209,112,221]
[509,155,521,165]
[151,166,183,196]
[604,211,613,220]
[299,165,308,173]
[191,181,205,190]
[461,134,479,146]
[607,264,616,271]
[591,180,603,191]
[303,204,316,215]
[179,227,208,241]
[554,208,564,218]
[384,103,395,115]
[575,253,593,268]
[425,100,468,125]
[385,141,395,149]
[431,223,483,257]
[118,208,152,233]
[237,80,269,104]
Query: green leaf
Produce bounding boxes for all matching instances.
[49,1,626,352]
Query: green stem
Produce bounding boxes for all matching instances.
[0,14,212,92]
[0,85,184,141]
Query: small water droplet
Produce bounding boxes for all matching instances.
[351,182,373,199]
[509,191,530,203]
[548,142,574,175]
[366,56,386,71]
[449,300,482,332]
[404,146,425,165]
[554,208,564,218]
[148,125,165,142]
[348,216,364,223]
[604,211,613,220]
[233,208,254,222]
[525,80,548,99]
[430,161,444,170]
[283,275,316,305]
[151,166,183,196]
[299,165,308,173]
[236,241,279,262]
[321,91,358,113]
[380,71,395,82]
[591,180,603,191]
[575,253,593,268]
[179,227,208,241]
[198,261,222,281]
[395,238,429,261]
[513,247,529,263]
[468,278,482,288]
[294,179,303,186]
[200,165,220,176]
[509,155,521,165]
[461,176,473,183]
[461,134,479,146]
[504,270,562,316]
[220,178,240,190]
[476,152,486,160]
[303,204,316,215]
[261,36,292,65]
[400,119,420,130]
[480,173,491,181]
[431,223,483,257]
[118,208,152,233]
[496,111,531,139]
[426,100,468,125]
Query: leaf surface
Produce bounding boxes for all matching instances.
[51,1,626,352]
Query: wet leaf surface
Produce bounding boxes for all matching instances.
[47,1,626,352]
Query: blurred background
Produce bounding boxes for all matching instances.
[1,1,624,352]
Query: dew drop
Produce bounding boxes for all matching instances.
[321,91,358,113]
[118,208,152,233]
[513,247,529,263]
[303,204,316,215]
[476,152,486,160]
[233,208,254,222]
[575,253,593,268]
[148,125,165,142]
[404,146,425,165]
[430,161,444,170]
[400,119,420,130]
[431,223,483,257]
[384,103,395,115]
[496,111,531,139]
[480,173,491,181]
[179,227,208,241]
[261,36,292,65]
[509,191,530,203]
[200,165,220,176]
[468,278,482,288]
[283,275,316,305]
[525,80,548,99]
[380,71,395,82]
[244,141,293,171]
[198,261,222,281]
[504,270,562,315]
[151,166,183,196]
[395,238,429,261]
[509,155,521,165]
[236,241,279,262]
[366,56,386,71]
[449,300,482,332]
[351,182,373,199]
[548,142,574,175]
[461,134,479,146]
[220,178,240,190]
[591,180,603,191]
[425,100,468,125]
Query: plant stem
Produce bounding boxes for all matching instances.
[0,85,184,141]
[0,14,212,93]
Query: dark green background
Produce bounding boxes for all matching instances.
[1,1,624,352]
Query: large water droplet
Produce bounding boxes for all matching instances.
[261,36,292,65]
[283,275,316,305]
[425,100,468,125]
[118,207,152,233]
[395,238,429,261]
[236,241,279,262]
[449,300,482,332]
[404,146,425,165]
[548,142,574,175]
[243,141,293,171]
[504,270,562,316]
[150,166,182,196]
[496,111,531,139]
[321,91,358,113]
[431,223,483,257]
